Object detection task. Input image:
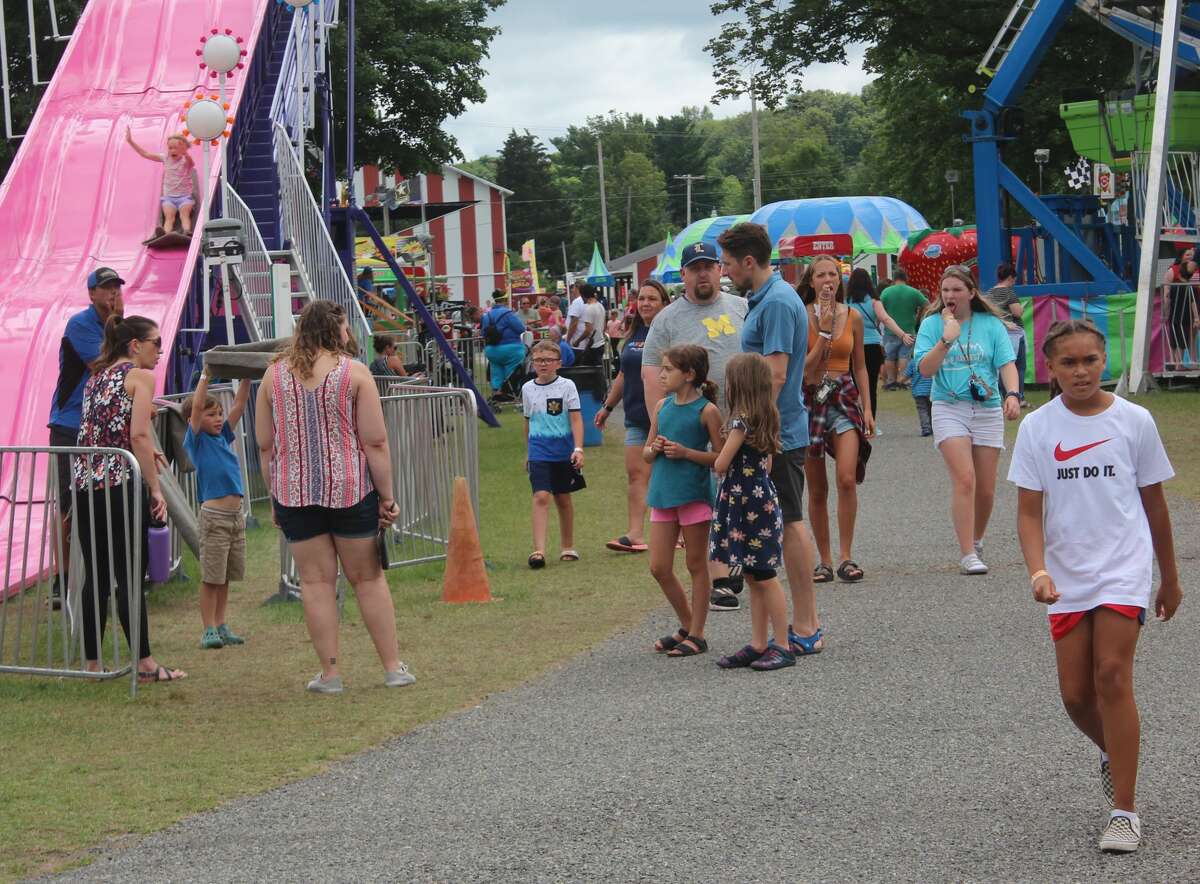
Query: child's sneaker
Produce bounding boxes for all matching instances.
[959,553,988,575]
[716,644,764,669]
[199,627,223,649]
[1100,757,1114,807]
[217,624,245,646]
[1098,812,1140,852]
[749,642,796,671]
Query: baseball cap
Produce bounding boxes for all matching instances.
[680,242,719,267]
[87,267,126,289]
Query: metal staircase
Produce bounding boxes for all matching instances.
[978,1,1041,77]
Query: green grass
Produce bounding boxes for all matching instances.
[0,411,662,882]
[874,383,1200,501]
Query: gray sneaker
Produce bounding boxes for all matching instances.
[1099,813,1141,853]
[959,553,988,575]
[1100,757,1114,807]
[306,673,344,694]
[384,663,416,688]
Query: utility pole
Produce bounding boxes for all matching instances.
[597,137,611,262]
[750,86,762,210]
[674,174,707,226]
[625,187,632,255]
[561,240,569,277]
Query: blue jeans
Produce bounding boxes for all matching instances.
[484,342,526,392]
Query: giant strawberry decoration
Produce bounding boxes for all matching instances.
[897,226,978,295]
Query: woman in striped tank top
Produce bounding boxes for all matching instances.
[255,301,415,694]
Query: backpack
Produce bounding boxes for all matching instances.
[482,308,509,346]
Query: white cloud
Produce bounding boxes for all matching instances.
[444,9,874,160]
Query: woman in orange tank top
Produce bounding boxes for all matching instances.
[802,255,875,585]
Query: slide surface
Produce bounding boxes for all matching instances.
[0,0,269,591]
[0,0,270,449]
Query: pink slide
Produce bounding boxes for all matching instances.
[0,0,269,590]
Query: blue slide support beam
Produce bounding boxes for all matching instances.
[351,206,501,427]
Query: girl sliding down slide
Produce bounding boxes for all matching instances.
[126,127,198,237]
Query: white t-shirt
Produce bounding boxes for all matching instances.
[566,297,587,346]
[1007,395,1174,614]
[581,301,607,349]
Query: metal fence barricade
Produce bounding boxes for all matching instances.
[0,446,144,697]
[424,336,487,390]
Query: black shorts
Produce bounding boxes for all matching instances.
[49,424,78,515]
[528,460,586,495]
[769,448,806,523]
[272,490,380,543]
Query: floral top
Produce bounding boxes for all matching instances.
[73,362,136,490]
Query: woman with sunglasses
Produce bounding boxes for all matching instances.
[73,316,186,683]
[914,266,1020,575]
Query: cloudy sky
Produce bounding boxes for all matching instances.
[443,0,874,161]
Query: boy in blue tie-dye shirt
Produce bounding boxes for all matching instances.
[522,340,586,569]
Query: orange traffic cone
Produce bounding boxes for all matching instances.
[442,476,492,603]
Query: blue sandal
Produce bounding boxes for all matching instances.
[788,626,823,656]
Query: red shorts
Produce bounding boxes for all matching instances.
[1048,604,1145,642]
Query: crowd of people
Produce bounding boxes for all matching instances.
[513,222,1183,853]
[43,209,1184,852]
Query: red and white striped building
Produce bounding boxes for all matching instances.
[352,164,513,306]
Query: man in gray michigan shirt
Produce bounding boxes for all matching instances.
[641,241,748,606]
[641,242,747,410]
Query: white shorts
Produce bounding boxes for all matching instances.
[931,399,1005,449]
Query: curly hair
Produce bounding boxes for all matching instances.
[275,301,358,379]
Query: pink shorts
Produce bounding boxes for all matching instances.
[650,501,713,526]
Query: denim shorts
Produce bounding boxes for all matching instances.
[624,424,649,446]
[931,400,1005,449]
[272,490,380,543]
[883,334,913,362]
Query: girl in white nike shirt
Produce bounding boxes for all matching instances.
[1008,319,1182,854]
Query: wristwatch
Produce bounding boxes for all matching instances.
[939,337,953,348]
[1005,391,1021,401]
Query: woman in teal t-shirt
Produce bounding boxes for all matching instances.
[847,268,910,418]
[914,266,1020,577]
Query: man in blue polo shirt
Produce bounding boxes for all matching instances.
[49,266,125,499]
[718,222,823,656]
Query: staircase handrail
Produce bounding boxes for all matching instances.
[268,1,337,147]
[273,122,371,352]
[223,183,277,340]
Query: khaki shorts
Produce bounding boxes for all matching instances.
[199,505,246,585]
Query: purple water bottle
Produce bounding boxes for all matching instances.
[147,520,171,584]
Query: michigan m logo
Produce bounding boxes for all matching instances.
[702,314,737,339]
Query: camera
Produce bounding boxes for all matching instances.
[968,374,992,402]
[815,376,839,406]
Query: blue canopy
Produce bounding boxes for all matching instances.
[585,242,614,286]
[748,197,930,254]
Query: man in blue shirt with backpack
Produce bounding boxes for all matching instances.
[481,290,527,402]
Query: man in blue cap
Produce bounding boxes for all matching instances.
[49,267,125,502]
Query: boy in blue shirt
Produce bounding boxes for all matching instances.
[183,369,252,649]
[522,340,585,569]
[903,358,934,436]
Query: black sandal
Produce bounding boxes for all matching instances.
[654,628,688,653]
[813,563,834,583]
[528,552,546,570]
[836,560,864,582]
[666,636,709,657]
[138,665,186,683]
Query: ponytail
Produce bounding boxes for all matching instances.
[700,379,718,404]
[662,344,713,400]
[92,315,157,372]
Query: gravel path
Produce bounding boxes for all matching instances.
[50,410,1200,883]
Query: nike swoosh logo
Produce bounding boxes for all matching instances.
[1054,439,1111,461]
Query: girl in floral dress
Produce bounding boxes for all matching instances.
[710,354,793,671]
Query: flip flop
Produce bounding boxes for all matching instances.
[138,665,187,683]
[606,535,648,552]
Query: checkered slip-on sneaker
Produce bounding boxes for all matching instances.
[1098,813,1141,853]
[1100,758,1114,808]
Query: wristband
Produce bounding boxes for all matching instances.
[939,337,952,348]
[1005,391,1021,401]
[818,331,833,340]
[573,447,583,453]
[1030,569,1050,585]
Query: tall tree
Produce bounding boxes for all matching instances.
[495,130,569,253]
[651,111,716,228]
[329,0,505,172]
